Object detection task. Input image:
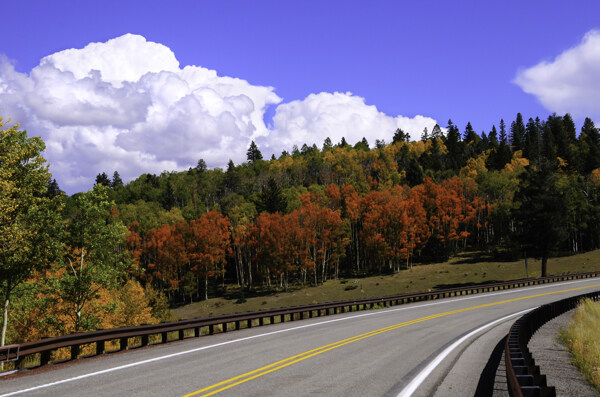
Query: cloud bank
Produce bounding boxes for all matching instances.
[514,30,600,122]
[0,34,438,193]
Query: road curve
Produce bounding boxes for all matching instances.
[2,277,599,397]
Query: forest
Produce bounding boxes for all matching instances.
[2,112,600,347]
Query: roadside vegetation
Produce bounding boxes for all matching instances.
[3,111,600,363]
[560,298,600,393]
[173,249,600,319]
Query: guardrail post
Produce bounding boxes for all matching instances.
[162,331,168,343]
[96,340,105,355]
[259,317,264,326]
[120,337,128,351]
[247,319,252,328]
[178,330,184,340]
[41,350,51,366]
[235,320,240,330]
[141,335,149,347]
[70,344,79,360]
[195,327,200,337]
[209,325,214,335]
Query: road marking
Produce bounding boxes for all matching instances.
[0,278,597,397]
[395,308,533,397]
[182,282,600,396]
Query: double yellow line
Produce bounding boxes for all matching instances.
[183,283,600,397]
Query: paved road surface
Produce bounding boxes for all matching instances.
[2,277,599,397]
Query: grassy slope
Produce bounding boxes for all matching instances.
[559,298,600,393]
[172,250,600,320]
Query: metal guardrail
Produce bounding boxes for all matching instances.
[0,344,19,363]
[7,270,600,371]
[504,287,600,397]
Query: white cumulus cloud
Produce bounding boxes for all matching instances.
[262,91,437,153]
[514,30,600,122]
[0,34,439,194]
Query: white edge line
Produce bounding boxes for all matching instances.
[396,307,535,397]
[1,277,596,396]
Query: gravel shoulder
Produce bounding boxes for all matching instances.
[528,310,598,397]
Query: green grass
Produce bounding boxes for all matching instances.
[173,249,600,320]
[559,298,600,393]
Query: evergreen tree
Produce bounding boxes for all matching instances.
[405,157,424,186]
[444,119,464,169]
[256,177,287,214]
[45,179,63,198]
[431,124,443,139]
[499,119,508,144]
[354,138,370,151]
[337,137,350,148]
[246,141,263,162]
[196,159,207,173]
[421,127,429,142]
[111,171,123,188]
[95,172,111,187]
[375,139,386,149]
[161,180,176,210]
[579,118,600,173]
[488,125,499,147]
[463,122,478,144]
[514,163,569,277]
[523,118,541,166]
[323,137,333,151]
[510,113,525,150]
[393,128,409,143]
[224,160,241,193]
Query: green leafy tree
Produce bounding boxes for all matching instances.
[58,184,130,331]
[0,120,62,349]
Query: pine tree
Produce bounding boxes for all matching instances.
[246,141,263,162]
[257,177,287,214]
[111,171,124,188]
[499,119,508,144]
[579,118,600,174]
[95,172,111,187]
[45,179,63,198]
[323,137,333,151]
[488,125,499,147]
[510,113,525,150]
[431,124,443,139]
[196,159,207,173]
[524,118,542,166]
[393,128,409,143]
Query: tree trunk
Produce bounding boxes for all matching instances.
[1,293,8,371]
[204,274,208,301]
[1,296,9,348]
[541,256,548,277]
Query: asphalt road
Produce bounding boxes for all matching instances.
[2,277,599,397]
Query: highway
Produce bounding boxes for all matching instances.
[2,277,599,397]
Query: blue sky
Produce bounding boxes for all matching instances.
[1,1,600,193]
